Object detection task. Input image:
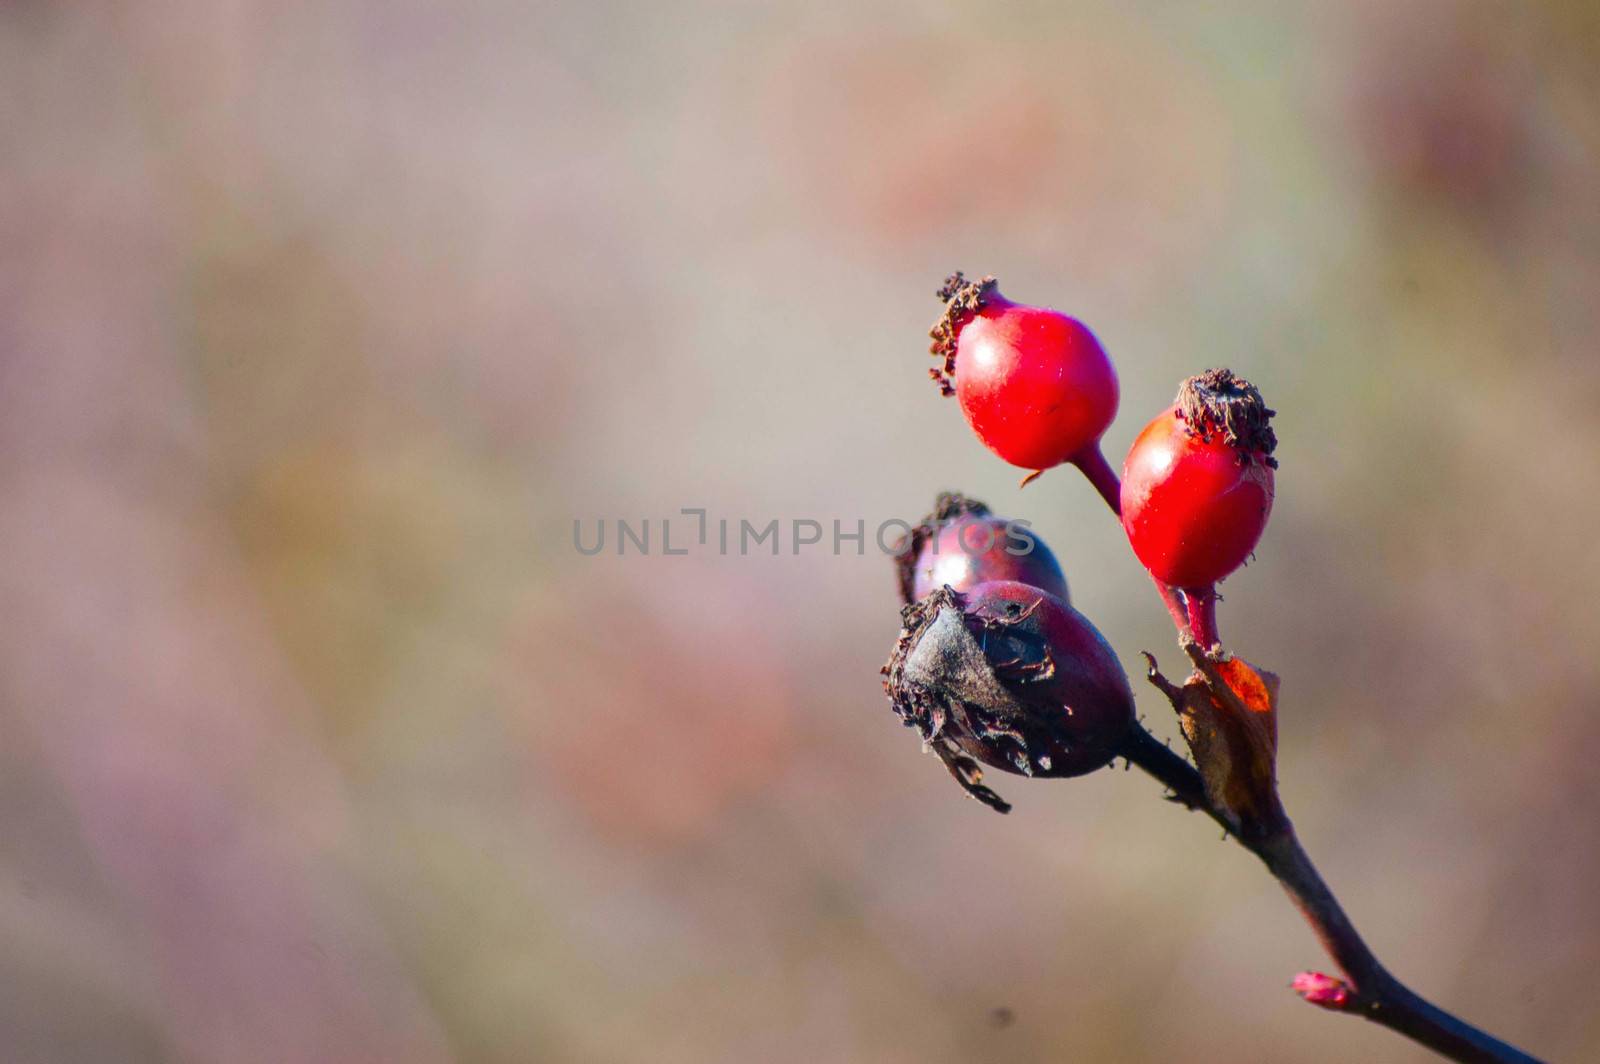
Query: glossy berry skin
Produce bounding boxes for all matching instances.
[908,513,1069,605]
[947,291,1119,472]
[1120,405,1274,588]
[950,581,1132,777]
[884,582,1134,804]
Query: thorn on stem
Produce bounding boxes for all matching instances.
[1141,651,1184,705]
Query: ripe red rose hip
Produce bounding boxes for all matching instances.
[896,492,1069,606]
[928,272,1119,479]
[882,581,1135,811]
[1120,368,1277,590]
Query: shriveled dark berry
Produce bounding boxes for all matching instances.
[881,581,1135,811]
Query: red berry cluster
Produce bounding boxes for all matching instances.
[886,271,1279,809]
[888,275,1540,1064]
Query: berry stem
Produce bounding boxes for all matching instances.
[1183,585,1221,650]
[1154,580,1190,637]
[1070,444,1122,516]
[1067,444,1193,642]
[1119,723,1214,817]
[1119,724,1541,1064]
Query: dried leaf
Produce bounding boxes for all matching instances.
[1148,651,1283,836]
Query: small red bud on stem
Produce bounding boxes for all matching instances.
[1293,972,1354,1011]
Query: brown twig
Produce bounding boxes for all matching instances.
[1087,466,1542,1063]
[1121,724,1539,1063]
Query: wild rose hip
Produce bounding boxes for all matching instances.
[881,275,1541,1064]
[1120,368,1277,591]
[928,272,1119,482]
[896,492,1069,606]
[882,581,1135,811]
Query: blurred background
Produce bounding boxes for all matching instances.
[3,1,1599,1061]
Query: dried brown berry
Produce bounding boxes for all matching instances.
[881,581,1135,812]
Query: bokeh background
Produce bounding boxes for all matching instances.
[4,2,1600,1061]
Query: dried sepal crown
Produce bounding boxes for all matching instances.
[1174,368,1279,467]
[927,272,996,395]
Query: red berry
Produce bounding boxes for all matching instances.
[1119,369,1277,589]
[882,581,1135,811]
[928,272,1118,474]
[896,493,1069,606]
